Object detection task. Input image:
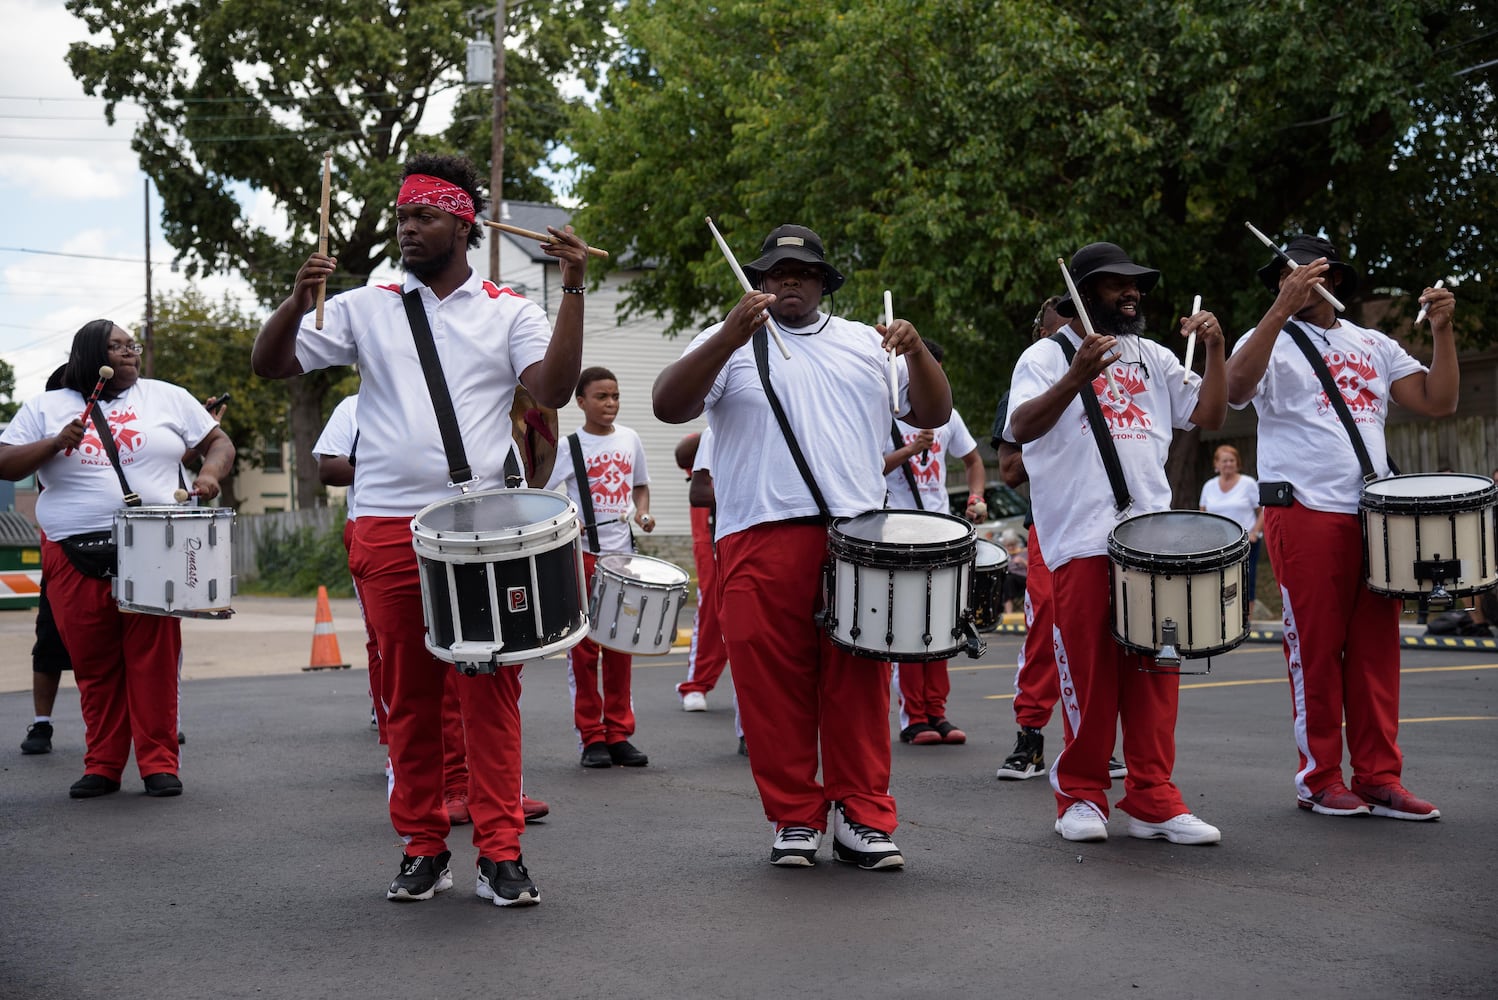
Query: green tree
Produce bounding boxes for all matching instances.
[570,0,1496,416]
[0,358,18,422]
[65,0,612,505]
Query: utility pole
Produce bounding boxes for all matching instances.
[142,178,155,379]
[488,0,507,283]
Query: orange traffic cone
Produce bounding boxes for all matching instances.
[304,585,351,671]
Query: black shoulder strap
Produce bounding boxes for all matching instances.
[1281,322,1396,481]
[88,404,141,507]
[401,289,474,490]
[753,328,830,518]
[503,448,523,488]
[1049,332,1131,513]
[568,432,602,553]
[889,420,922,508]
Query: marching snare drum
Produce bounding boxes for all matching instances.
[1360,473,1498,601]
[1108,510,1249,664]
[588,553,690,655]
[113,506,235,619]
[411,488,588,674]
[823,509,984,662]
[971,537,1010,632]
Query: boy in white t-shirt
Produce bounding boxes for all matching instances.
[546,367,654,768]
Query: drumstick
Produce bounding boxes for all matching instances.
[1414,278,1445,325]
[1183,294,1201,385]
[1057,257,1120,397]
[883,289,898,415]
[706,217,790,359]
[479,219,610,258]
[174,488,191,503]
[63,365,113,457]
[315,149,331,330]
[1244,222,1345,312]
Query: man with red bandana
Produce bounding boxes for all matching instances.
[1226,234,1457,822]
[254,153,590,906]
[1005,242,1227,846]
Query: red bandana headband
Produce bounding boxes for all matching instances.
[397,174,477,223]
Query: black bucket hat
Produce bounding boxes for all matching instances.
[742,224,846,294]
[1056,242,1161,317]
[1256,234,1360,297]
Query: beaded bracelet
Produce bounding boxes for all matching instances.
[562,285,586,295]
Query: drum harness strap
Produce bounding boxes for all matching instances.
[1282,322,1398,482]
[752,327,831,520]
[1049,332,1132,514]
[888,421,924,506]
[567,433,603,554]
[87,403,142,508]
[401,289,478,492]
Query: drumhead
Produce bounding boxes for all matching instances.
[597,553,689,587]
[415,488,572,535]
[974,538,1009,570]
[1361,473,1498,513]
[1109,510,1247,566]
[830,509,975,567]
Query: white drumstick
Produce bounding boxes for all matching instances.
[1244,222,1345,312]
[174,488,190,503]
[1414,278,1445,325]
[1057,257,1119,396]
[1183,294,1201,385]
[706,217,791,360]
[883,289,898,415]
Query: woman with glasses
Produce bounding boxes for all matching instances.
[0,319,234,800]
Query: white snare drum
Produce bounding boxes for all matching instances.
[1360,473,1498,601]
[113,506,235,619]
[588,553,690,655]
[971,538,1010,632]
[1108,510,1249,663]
[823,510,984,662]
[411,488,588,675]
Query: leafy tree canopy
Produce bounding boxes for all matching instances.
[0,358,18,422]
[570,0,1496,412]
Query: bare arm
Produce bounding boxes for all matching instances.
[1388,286,1458,418]
[1008,333,1118,444]
[998,442,1026,488]
[1184,310,1228,431]
[885,323,951,428]
[1225,260,1330,406]
[653,291,774,424]
[519,226,591,407]
[318,455,354,487]
[688,469,716,510]
[252,253,333,379]
[882,429,932,474]
[189,427,235,500]
[0,421,84,481]
[632,483,654,532]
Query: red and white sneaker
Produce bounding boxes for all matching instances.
[445,794,471,826]
[1297,780,1371,817]
[1351,781,1441,821]
[521,794,550,822]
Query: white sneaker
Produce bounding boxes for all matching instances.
[1054,801,1108,842]
[1126,812,1221,845]
[770,825,822,866]
[681,691,708,712]
[831,802,904,870]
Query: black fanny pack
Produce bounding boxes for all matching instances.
[1259,481,1294,507]
[59,531,118,579]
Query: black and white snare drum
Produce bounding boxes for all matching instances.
[114,506,235,619]
[1360,473,1498,602]
[1108,510,1249,665]
[411,488,588,675]
[822,510,985,662]
[971,537,1010,632]
[589,553,690,655]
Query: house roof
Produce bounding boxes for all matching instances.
[493,200,647,269]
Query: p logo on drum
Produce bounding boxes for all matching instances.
[508,586,529,614]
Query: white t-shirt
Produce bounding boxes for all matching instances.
[312,394,360,519]
[1229,319,1425,514]
[1199,474,1259,532]
[1004,325,1202,570]
[693,425,714,475]
[884,408,978,512]
[546,425,650,553]
[685,313,913,540]
[2,379,219,540]
[293,271,551,518]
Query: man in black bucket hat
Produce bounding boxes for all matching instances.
[653,222,952,872]
[1003,241,1228,847]
[1227,232,1457,823]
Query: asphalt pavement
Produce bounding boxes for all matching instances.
[2,597,1496,999]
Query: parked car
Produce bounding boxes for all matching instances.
[948,482,1029,542]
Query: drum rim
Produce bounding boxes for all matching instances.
[829,509,976,562]
[595,551,691,586]
[115,506,234,517]
[1107,509,1249,569]
[411,487,580,552]
[1360,473,1498,512]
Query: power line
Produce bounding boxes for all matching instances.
[0,246,148,264]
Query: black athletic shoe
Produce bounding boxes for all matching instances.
[580,742,613,768]
[606,740,649,767]
[21,722,53,755]
[69,774,121,799]
[1108,756,1128,779]
[996,728,1046,780]
[770,826,822,867]
[899,722,941,745]
[143,773,183,797]
[737,736,749,757]
[387,851,453,902]
[476,856,540,907]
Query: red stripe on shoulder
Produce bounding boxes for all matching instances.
[482,280,526,300]
[377,283,403,294]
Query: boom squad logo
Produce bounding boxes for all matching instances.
[77,408,145,466]
[1318,350,1383,419]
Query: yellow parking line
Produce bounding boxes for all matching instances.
[985,662,1498,698]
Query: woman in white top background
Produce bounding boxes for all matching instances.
[1199,444,1264,619]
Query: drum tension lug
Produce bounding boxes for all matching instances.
[1155,619,1182,668]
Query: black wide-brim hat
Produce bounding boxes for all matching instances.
[1256,234,1360,296]
[742,224,846,294]
[1056,242,1161,317]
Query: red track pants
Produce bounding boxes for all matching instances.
[1013,524,1060,730]
[678,512,729,697]
[895,661,950,726]
[568,551,637,746]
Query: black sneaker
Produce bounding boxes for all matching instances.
[899,722,941,745]
[69,774,121,799]
[737,736,749,757]
[21,722,53,755]
[386,851,453,902]
[606,740,649,767]
[580,742,613,768]
[1108,756,1128,779]
[830,802,904,871]
[476,856,540,907]
[996,728,1045,780]
[143,773,183,797]
[770,825,822,867]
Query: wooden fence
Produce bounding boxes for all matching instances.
[232,506,345,582]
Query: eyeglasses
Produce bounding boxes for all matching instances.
[108,342,144,356]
